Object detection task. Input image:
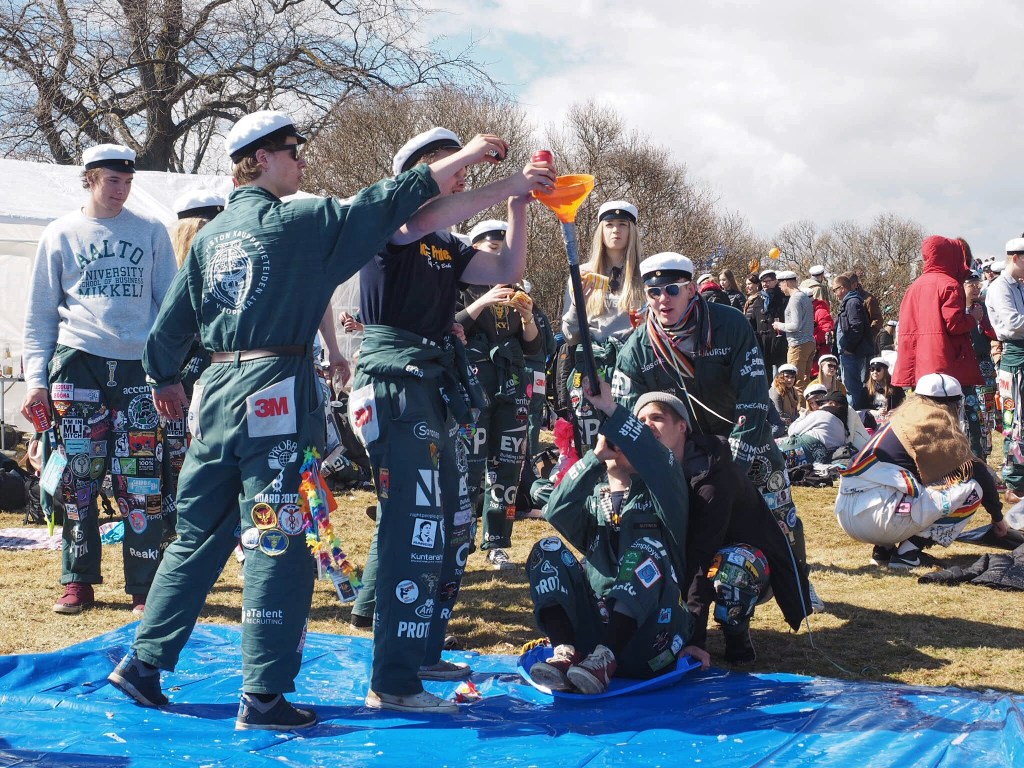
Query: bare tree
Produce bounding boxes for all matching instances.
[0,0,488,171]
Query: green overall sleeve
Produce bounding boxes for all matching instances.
[542,452,603,553]
[143,266,200,387]
[600,406,688,563]
[726,322,774,473]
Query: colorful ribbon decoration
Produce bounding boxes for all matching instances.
[299,446,362,599]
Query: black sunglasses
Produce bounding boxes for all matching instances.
[264,143,302,161]
[645,281,691,299]
[869,365,887,372]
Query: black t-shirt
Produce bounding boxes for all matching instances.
[359,230,476,343]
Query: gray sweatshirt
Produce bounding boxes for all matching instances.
[778,289,814,346]
[23,207,176,389]
[561,280,635,345]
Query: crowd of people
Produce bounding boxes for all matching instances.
[14,111,1020,730]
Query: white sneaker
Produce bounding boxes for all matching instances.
[486,548,514,571]
[418,659,472,681]
[365,689,458,714]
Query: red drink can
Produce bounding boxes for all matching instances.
[29,400,52,432]
[532,150,553,164]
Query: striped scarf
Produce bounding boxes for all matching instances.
[646,295,712,381]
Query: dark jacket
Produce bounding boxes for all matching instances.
[836,289,874,358]
[682,433,810,648]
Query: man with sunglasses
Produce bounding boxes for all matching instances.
[108,111,553,729]
[612,252,821,613]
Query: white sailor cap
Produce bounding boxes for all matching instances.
[82,144,136,172]
[759,268,777,280]
[869,357,889,368]
[1006,238,1024,256]
[173,190,226,220]
[778,364,798,375]
[886,320,897,327]
[992,260,1006,273]
[809,264,826,276]
[640,252,695,285]
[818,353,839,365]
[777,270,799,281]
[633,391,691,431]
[225,110,305,162]
[468,219,508,244]
[914,372,962,399]
[392,127,462,176]
[803,382,828,400]
[598,200,639,224]
[696,273,713,285]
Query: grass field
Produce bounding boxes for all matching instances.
[2,458,1023,694]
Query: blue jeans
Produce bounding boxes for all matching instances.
[841,352,869,409]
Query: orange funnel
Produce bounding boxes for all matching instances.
[532,174,595,224]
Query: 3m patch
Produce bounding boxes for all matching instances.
[246,377,296,439]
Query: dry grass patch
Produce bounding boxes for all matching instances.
[2,468,1023,693]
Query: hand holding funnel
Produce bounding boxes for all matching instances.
[531,152,599,393]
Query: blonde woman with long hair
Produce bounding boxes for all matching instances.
[560,200,645,447]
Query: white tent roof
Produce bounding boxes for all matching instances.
[0,159,360,440]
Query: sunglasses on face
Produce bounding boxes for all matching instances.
[869,365,887,372]
[264,144,302,160]
[645,280,691,299]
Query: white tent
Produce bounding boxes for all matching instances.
[0,158,361,438]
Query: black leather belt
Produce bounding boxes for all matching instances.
[210,345,309,364]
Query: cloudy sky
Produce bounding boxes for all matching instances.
[422,0,1024,258]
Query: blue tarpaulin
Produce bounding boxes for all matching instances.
[0,624,1020,767]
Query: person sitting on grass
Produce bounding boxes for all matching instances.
[835,373,1007,570]
[526,382,700,694]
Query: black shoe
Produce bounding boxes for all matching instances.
[108,652,168,707]
[723,627,757,664]
[888,548,922,570]
[870,545,893,566]
[350,612,373,629]
[235,694,317,731]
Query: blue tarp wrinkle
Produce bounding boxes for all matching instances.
[0,624,1019,767]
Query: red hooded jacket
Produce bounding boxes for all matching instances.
[891,236,982,388]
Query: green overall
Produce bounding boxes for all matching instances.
[612,302,807,565]
[529,407,692,678]
[525,307,557,458]
[352,325,483,695]
[130,167,439,694]
[45,346,167,593]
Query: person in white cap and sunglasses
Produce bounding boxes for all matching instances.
[22,143,177,618]
[108,112,554,728]
[836,373,1006,570]
[613,252,824,614]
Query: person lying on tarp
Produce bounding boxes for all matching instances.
[525,381,698,694]
[835,373,1007,571]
